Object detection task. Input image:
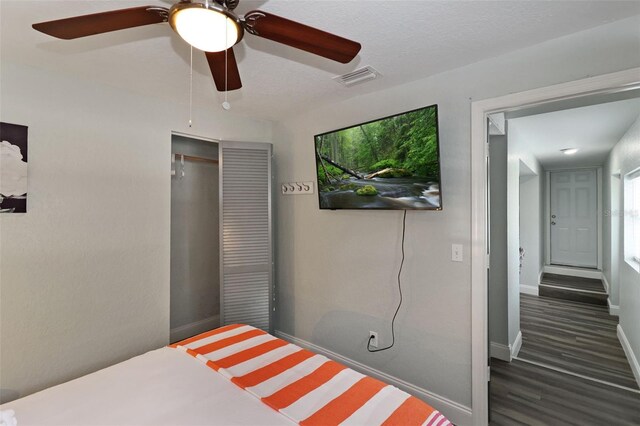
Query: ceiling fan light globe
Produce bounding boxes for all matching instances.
[169,4,241,52]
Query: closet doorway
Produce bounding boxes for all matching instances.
[169,135,274,342]
[170,134,220,343]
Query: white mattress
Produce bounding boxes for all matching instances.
[2,347,294,426]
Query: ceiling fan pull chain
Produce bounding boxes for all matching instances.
[189,44,193,127]
[222,24,231,110]
[225,47,228,99]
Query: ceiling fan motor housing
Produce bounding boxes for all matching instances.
[213,0,240,11]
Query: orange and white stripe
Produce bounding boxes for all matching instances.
[244,354,330,397]
[171,324,448,426]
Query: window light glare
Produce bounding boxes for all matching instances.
[171,7,239,52]
[561,148,578,155]
[626,170,640,269]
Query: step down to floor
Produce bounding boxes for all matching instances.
[539,273,607,305]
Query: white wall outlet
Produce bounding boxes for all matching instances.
[281,181,314,195]
[452,244,463,262]
[368,331,378,348]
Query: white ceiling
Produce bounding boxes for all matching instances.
[508,97,640,169]
[2,1,640,120]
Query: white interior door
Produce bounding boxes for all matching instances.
[550,169,598,268]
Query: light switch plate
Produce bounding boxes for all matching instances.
[452,244,463,262]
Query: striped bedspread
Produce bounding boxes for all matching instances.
[170,324,450,426]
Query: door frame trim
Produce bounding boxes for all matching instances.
[545,167,602,270]
[470,67,640,426]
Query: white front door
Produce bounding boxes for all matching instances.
[550,169,598,268]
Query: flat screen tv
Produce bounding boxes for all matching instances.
[314,104,442,210]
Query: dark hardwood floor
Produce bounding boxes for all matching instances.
[540,273,606,292]
[539,273,608,306]
[490,280,640,425]
[519,293,638,389]
[490,358,640,425]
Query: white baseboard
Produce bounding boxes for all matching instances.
[601,274,610,295]
[490,331,522,362]
[274,330,473,426]
[543,265,602,280]
[608,298,620,316]
[490,342,511,362]
[617,324,640,389]
[520,284,539,296]
[511,331,523,359]
[170,315,220,344]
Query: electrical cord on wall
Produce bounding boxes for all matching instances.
[367,209,407,353]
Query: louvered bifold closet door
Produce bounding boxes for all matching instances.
[220,142,273,332]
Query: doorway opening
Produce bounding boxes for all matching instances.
[470,68,640,425]
[488,89,640,424]
[170,133,220,343]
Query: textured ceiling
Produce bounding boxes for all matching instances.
[509,97,640,169]
[2,1,640,120]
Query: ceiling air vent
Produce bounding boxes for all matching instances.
[333,66,380,87]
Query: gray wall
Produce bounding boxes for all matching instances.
[519,172,542,289]
[604,115,640,383]
[505,148,520,347]
[170,136,220,343]
[506,132,543,349]
[603,158,622,306]
[273,16,640,416]
[490,129,544,356]
[540,173,547,277]
[509,121,545,296]
[489,135,508,348]
[0,62,273,403]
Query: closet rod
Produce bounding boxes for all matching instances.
[173,153,219,164]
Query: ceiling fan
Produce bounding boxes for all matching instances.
[32,0,362,92]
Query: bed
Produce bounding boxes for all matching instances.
[1,324,450,426]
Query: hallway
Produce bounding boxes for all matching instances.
[519,292,637,389]
[490,274,640,425]
[490,357,640,425]
[487,87,640,425]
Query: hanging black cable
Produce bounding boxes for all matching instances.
[367,209,407,353]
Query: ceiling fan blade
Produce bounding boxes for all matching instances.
[243,11,361,64]
[205,48,242,92]
[32,6,168,40]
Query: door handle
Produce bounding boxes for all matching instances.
[551,215,556,218]
[551,221,556,225]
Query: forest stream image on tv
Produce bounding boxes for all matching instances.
[315,105,442,210]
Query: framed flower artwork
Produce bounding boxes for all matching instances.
[1,122,28,213]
